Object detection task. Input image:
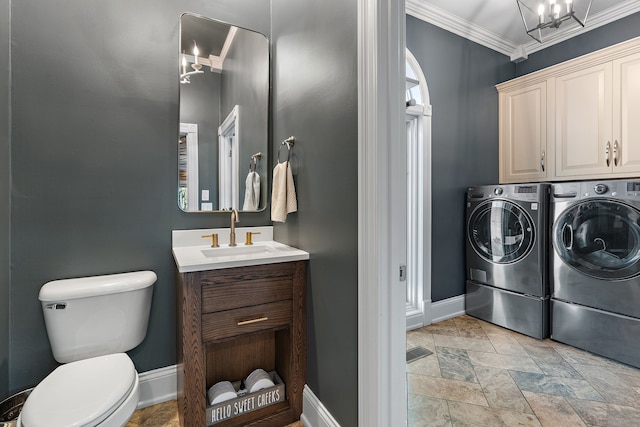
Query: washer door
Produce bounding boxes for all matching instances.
[468,200,534,264]
[554,200,640,280]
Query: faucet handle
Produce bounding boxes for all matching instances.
[245,231,261,245]
[201,233,219,248]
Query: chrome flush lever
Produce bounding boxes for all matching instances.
[45,302,67,310]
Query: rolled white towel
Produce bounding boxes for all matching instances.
[245,368,275,393]
[207,381,237,405]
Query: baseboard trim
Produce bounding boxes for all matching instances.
[430,295,465,324]
[301,385,341,427]
[137,364,177,409]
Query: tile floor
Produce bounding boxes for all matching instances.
[127,314,640,426]
[407,315,640,426]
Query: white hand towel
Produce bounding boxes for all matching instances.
[242,171,260,211]
[271,161,297,222]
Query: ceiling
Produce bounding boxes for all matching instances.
[406,0,640,61]
[181,14,230,59]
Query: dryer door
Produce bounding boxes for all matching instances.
[468,200,535,264]
[553,200,640,280]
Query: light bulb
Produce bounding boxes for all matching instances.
[554,3,561,19]
[538,4,545,24]
[193,42,199,65]
[566,0,573,13]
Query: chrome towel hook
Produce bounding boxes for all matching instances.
[277,136,295,163]
[249,152,262,172]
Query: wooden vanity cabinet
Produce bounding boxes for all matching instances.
[177,261,307,427]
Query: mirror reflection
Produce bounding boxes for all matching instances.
[178,13,269,212]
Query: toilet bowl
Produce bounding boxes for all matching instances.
[16,271,156,427]
[17,354,139,427]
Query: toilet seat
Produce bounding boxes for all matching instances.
[19,353,137,427]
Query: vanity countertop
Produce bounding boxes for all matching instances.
[172,227,309,273]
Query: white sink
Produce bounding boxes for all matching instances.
[172,227,309,272]
[201,245,275,258]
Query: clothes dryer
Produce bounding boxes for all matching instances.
[551,180,640,368]
[465,183,549,339]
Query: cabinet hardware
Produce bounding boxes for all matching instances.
[614,140,619,167]
[541,151,545,172]
[237,316,269,326]
[605,141,611,167]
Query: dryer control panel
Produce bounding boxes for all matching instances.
[552,180,640,202]
[468,184,545,202]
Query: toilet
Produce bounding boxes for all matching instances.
[17,270,157,427]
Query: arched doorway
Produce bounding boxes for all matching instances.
[405,49,433,330]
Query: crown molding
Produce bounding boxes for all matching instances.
[406,0,517,56]
[406,0,640,62]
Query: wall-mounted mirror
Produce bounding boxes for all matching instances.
[178,13,269,212]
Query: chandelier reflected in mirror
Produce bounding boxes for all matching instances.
[516,0,593,43]
[180,42,204,84]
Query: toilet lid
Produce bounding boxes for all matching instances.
[20,353,136,427]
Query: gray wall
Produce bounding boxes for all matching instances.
[406,15,515,302]
[0,0,9,398]
[271,0,359,425]
[7,0,271,393]
[516,12,640,77]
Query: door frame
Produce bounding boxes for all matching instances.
[218,105,240,210]
[179,123,199,212]
[357,0,406,425]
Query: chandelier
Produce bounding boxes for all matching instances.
[516,0,593,43]
[180,41,204,84]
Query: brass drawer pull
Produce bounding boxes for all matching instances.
[237,316,269,326]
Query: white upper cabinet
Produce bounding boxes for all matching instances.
[499,82,548,183]
[555,63,612,178]
[497,36,640,183]
[612,52,640,175]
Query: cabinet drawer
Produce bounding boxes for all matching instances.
[202,300,292,342]
[202,278,292,313]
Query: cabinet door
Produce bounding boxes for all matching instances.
[555,63,612,178]
[499,82,548,183]
[612,52,640,175]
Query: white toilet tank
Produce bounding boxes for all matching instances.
[39,270,157,363]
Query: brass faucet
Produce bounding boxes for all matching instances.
[229,209,240,246]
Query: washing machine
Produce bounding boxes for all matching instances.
[465,183,550,339]
[551,179,640,368]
